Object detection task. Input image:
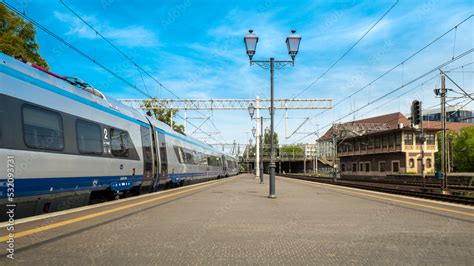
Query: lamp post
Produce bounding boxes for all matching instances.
[244,29,301,199]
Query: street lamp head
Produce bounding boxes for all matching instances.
[248,102,255,118]
[286,30,301,61]
[244,30,258,61]
[252,126,256,137]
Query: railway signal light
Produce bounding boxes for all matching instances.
[411,100,422,126]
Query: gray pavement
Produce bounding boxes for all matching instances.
[2,174,473,265]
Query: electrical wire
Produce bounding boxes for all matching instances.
[291,0,400,99]
[291,48,473,143]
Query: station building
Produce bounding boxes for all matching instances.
[319,112,474,176]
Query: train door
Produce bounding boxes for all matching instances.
[140,125,158,193]
[156,130,169,188]
[222,155,227,176]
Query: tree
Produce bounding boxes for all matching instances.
[453,126,474,172]
[0,4,48,69]
[281,145,304,158]
[142,98,185,134]
[263,129,279,157]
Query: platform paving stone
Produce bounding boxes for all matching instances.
[5,174,474,265]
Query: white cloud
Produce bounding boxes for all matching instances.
[53,11,159,48]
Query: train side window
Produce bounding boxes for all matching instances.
[22,105,64,151]
[174,146,184,164]
[76,120,103,154]
[110,128,132,158]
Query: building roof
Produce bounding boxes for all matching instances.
[319,112,409,140]
[319,112,474,141]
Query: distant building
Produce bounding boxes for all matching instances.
[318,112,474,176]
[423,106,473,123]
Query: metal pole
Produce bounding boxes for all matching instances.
[315,140,319,176]
[421,129,426,190]
[246,144,249,173]
[441,74,448,192]
[332,124,337,182]
[260,116,264,184]
[269,58,276,198]
[255,96,260,180]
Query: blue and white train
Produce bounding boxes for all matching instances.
[0,52,239,221]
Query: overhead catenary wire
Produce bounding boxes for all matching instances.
[59,0,230,143]
[291,0,400,99]
[3,1,224,143]
[3,1,153,98]
[287,14,474,140]
[291,48,473,143]
[309,14,473,120]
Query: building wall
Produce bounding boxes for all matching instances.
[340,153,406,176]
[338,130,437,175]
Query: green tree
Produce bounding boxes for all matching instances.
[263,129,279,157]
[281,145,304,158]
[142,98,185,134]
[0,4,48,69]
[453,126,474,172]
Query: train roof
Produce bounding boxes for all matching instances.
[1,52,236,159]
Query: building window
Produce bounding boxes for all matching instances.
[415,132,424,145]
[368,139,373,149]
[379,162,385,172]
[426,158,432,168]
[352,163,357,172]
[110,128,133,158]
[76,120,102,154]
[22,105,64,151]
[392,161,400,172]
[404,132,413,145]
[341,164,345,172]
[426,133,435,145]
[383,135,389,148]
[374,137,380,149]
[395,134,401,147]
[388,135,395,147]
[409,158,415,168]
[360,163,364,172]
[365,162,370,172]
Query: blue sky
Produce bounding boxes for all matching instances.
[5,0,473,152]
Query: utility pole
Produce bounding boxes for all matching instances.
[246,143,250,173]
[332,123,338,182]
[259,116,264,184]
[303,145,307,174]
[440,73,448,193]
[315,139,319,176]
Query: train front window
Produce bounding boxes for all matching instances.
[76,119,102,154]
[22,105,64,151]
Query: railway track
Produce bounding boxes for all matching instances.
[280,174,474,206]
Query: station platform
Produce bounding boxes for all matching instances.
[1,174,473,264]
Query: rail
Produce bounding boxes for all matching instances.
[280,174,474,206]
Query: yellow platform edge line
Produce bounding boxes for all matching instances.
[0,178,231,242]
